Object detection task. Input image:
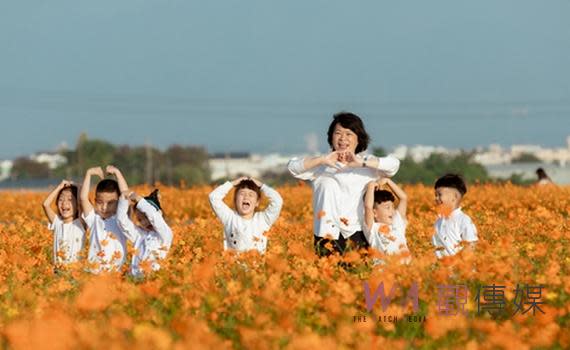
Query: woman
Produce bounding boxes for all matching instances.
[536,167,554,186]
[288,112,400,256]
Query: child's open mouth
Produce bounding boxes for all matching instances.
[241,201,251,210]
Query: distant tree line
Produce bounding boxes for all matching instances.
[259,147,533,186]
[9,133,211,186]
[7,138,535,187]
[372,147,535,185]
[372,147,489,184]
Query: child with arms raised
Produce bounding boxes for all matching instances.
[363,178,410,264]
[42,180,85,266]
[81,165,129,273]
[209,176,283,254]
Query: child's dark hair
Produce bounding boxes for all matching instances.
[234,179,261,201]
[95,179,120,196]
[374,190,395,206]
[434,174,467,196]
[56,185,79,218]
[145,189,162,211]
[327,112,370,154]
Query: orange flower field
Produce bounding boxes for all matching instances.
[0,183,569,349]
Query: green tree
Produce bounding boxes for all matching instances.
[113,145,147,185]
[53,134,212,187]
[164,145,211,186]
[372,148,490,185]
[372,147,387,157]
[392,156,438,184]
[56,134,116,178]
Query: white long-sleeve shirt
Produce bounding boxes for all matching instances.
[209,181,283,254]
[116,197,173,277]
[48,216,85,265]
[83,210,128,273]
[432,207,478,258]
[288,154,400,239]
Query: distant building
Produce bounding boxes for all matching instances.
[474,144,513,165]
[209,153,291,181]
[472,136,570,166]
[0,160,13,181]
[392,145,460,162]
[30,152,67,170]
[509,138,570,166]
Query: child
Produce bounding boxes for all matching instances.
[116,189,173,277]
[363,178,410,264]
[42,180,85,265]
[431,174,478,258]
[209,176,283,254]
[80,165,130,273]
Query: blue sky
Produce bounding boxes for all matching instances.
[1,0,569,158]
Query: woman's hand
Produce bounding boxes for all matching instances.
[321,151,342,168]
[343,151,364,168]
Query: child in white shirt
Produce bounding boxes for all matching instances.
[80,165,130,273]
[431,174,478,258]
[363,178,410,264]
[42,180,86,266]
[209,176,283,254]
[116,189,173,277]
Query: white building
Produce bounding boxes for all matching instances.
[473,136,570,166]
[392,144,460,162]
[209,153,291,181]
[30,152,67,170]
[0,160,13,181]
[509,137,570,166]
[474,144,513,165]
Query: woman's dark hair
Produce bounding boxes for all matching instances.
[327,112,370,154]
[536,168,549,180]
[56,185,79,219]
